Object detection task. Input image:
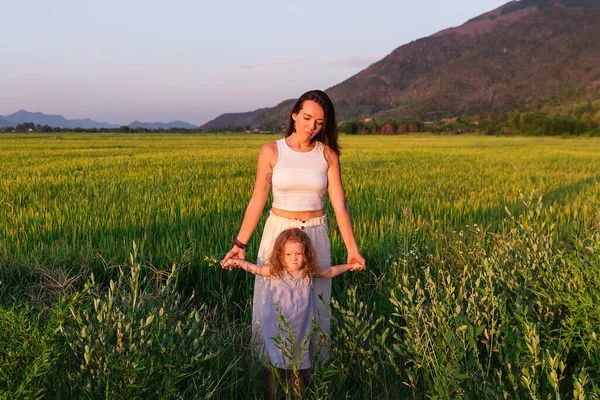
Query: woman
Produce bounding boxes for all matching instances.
[221,89,365,361]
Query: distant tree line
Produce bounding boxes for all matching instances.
[116,126,205,133]
[469,111,597,136]
[207,125,252,133]
[0,123,277,134]
[4,109,599,137]
[337,111,600,137]
[505,111,599,136]
[338,119,425,135]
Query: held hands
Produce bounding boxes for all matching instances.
[220,246,245,270]
[349,261,366,271]
[222,258,246,270]
[347,250,366,270]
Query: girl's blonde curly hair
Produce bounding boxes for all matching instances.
[268,228,319,279]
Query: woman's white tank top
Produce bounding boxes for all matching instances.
[271,138,328,211]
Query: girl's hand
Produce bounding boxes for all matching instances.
[221,246,245,269]
[349,261,365,271]
[223,258,245,269]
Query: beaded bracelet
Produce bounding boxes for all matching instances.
[229,238,247,249]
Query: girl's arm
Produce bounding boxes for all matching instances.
[224,258,271,277]
[316,262,365,278]
[325,148,366,266]
[221,142,277,268]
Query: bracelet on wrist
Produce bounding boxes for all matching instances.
[229,238,247,250]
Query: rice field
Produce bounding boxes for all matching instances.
[2,134,598,277]
[1,133,599,398]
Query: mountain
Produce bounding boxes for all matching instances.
[326,0,600,121]
[0,110,198,130]
[204,0,600,128]
[0,110,119,129]
[200,107,271,130]
[128,120,197,130]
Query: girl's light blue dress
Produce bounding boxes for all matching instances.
[261,271,313,369]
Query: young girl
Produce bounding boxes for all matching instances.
[223,227,364,395]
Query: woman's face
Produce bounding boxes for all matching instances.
[292,100,325,140]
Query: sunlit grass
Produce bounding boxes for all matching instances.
[2,134,598,274]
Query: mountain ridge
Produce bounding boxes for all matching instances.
[0,110,198,130]
[0,110,118,129]
[202,0,600,129]
[200,108,270,130]
[326,0,600,120]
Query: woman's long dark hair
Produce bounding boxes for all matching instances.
[285,90,340,156]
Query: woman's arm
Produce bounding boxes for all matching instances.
[224,258,271,277]
[221,142,277,267]
[325,148,366,266]
[317,262,365,278]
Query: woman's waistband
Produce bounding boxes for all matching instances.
[268,210,327,229]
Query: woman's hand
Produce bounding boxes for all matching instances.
[347,250,365,269]
[221,246,245,269]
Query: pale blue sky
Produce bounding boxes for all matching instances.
[1,0,509,125]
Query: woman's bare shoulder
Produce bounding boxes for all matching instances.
[261,141,278,152]
[321,143,339,165]
[258,141,279,166]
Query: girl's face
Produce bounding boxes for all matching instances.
[283,240,305,276]
[292,100,325,140]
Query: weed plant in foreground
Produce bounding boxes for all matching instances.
[1,196,598,398]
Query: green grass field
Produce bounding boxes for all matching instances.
[1,133,599,398]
